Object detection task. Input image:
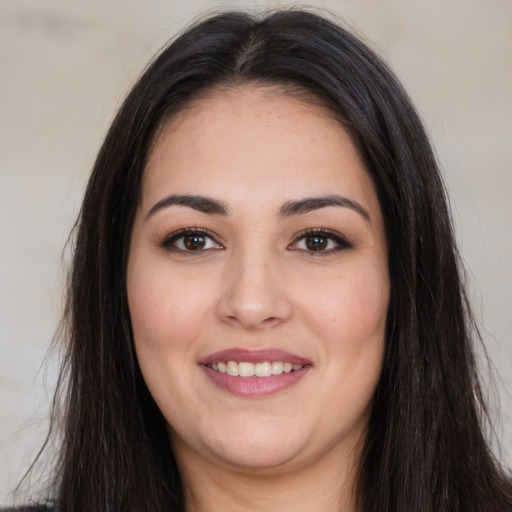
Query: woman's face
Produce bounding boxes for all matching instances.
[127,86,389,475]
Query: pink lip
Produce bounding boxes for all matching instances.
[201,366,311,397]
[198,348,312,398]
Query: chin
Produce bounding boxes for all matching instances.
[209,441,306,473]
[174,418,311,472]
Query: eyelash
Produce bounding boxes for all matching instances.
[290,228,353,255]
[160,228,221,253]
[159,227,352,255]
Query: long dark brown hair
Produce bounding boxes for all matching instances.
[23,8,512,512]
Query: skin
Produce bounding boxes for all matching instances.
[127,86,390,512]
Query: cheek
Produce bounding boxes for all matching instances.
[127,264,212,424]
[300,269,389,345]
[127,262,214,357]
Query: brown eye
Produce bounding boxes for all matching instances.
[305,235,328,251]
[292,230,352,254]
[162,229,223,252]
[183,234,207,250]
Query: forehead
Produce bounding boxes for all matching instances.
[142,85,379,215]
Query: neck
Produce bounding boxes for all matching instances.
[176,444,361,512]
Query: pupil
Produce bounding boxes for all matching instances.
[306,236,327,251]
[184,234,205,250]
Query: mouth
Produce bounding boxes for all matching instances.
[199,348,312,397]
[207,360,304,377]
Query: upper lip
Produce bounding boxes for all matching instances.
[198,348,312,366]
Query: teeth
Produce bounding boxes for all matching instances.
[238,362,255,377]
[271,361,283,374]
[208,360,304,377]
[227,361,238,376]
[255,361,272,377]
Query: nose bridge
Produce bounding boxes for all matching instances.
[217,241,293,329]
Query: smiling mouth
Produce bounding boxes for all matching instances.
[207,361,304,377]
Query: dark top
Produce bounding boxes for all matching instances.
[1,506,56,512]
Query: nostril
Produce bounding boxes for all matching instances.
[216,269,294,328]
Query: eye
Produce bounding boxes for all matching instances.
[161,229,223,252]
[291,229,351,254]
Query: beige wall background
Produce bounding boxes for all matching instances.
[1,0,511,503]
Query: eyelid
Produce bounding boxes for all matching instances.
[290,228,352,254]
[160,227,223,251]
[158,226,351,254]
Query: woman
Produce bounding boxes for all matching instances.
[14,8,512,512]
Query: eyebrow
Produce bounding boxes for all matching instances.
[145,194,229,220]
[279,195,370,222]
[145,193,370,222]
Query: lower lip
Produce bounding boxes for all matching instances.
[201,365,311,397]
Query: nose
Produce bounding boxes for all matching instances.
[217,249,294,330]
